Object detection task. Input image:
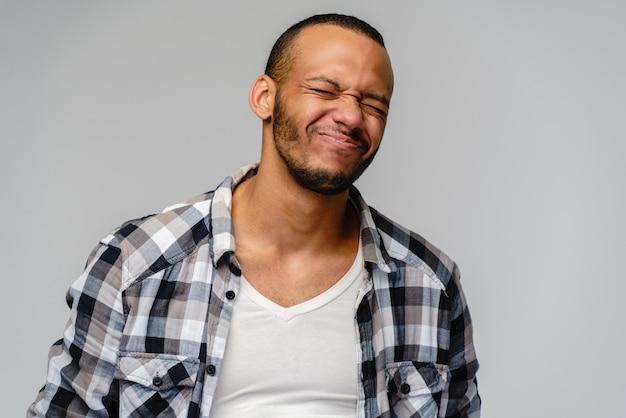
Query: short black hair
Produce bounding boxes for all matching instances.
[265,13,386,85]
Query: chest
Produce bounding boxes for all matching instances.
[117,249,449,418]
[236,249,359,307]
[209,271,362,416]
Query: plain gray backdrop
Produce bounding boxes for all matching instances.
[2,1,625,416]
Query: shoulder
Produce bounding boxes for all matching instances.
[102,190,216,285]
[369,206,458,290]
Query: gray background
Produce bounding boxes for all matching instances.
[2,1,625,416]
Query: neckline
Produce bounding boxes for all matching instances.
[239,243,364,322]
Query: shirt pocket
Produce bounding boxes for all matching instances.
[114,352,200,417]
[386,361,450,418]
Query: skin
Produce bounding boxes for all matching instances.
[232,24,394,307]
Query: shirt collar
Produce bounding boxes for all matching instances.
[209,164,257,267]
[348,187,394,274]
[209,165,394,274]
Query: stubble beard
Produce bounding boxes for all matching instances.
[271,93,378,196]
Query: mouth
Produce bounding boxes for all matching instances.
[311,127,367,151]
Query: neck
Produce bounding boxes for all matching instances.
[232,162,359,256]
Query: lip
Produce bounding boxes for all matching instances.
[315,130,364,151]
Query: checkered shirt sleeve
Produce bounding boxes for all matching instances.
[27,234,127,416]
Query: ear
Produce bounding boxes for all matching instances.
[249,75,276,121]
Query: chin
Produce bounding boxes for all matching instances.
[288,164,361,196]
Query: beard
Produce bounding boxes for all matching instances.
[271,92,379,195]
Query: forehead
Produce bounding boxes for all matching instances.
[289,24,394,96]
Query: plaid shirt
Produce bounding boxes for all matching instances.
[29,165,480,418]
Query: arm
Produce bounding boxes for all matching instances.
[439,264,481,418]
[28,235,126,417]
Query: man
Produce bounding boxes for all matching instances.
[29,13,480,418]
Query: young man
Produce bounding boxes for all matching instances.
[29,14,480,418]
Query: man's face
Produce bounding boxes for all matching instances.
[271,25,394,195]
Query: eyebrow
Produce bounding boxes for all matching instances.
[306,76,390,107]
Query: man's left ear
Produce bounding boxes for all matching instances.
[249,75,275,121]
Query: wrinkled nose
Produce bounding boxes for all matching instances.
[332,95,364,130]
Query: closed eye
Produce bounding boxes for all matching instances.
[361,102,388,119]
[310,88,338,98]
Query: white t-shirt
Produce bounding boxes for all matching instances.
[209,246,365,417]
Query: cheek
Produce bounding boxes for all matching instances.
[285,102,318,131]
[366,119,386,146]
[304,105,332,126]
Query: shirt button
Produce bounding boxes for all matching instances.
[152,376,163,387]
[206,364,216,375]
[400,383,411,394]
[225,290,236,300]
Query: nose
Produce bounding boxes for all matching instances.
[332,95,364,129]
